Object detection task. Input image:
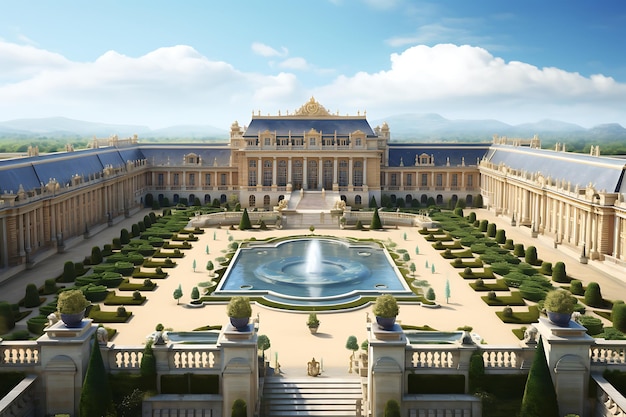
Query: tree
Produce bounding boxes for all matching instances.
[426,287,436,301]
[191,286,200,300]
[519,338,559,417]
[173,284,183,304]
[239,208,252,230]
[384,399,401,417]
[0,301,15,334]
[140,339,157,390]
[370,210,383,230]
[257,334,271,362]
[346,335,359,373]
[369,195,378,208]
[80,335,114,417]
[445,279,451,303]
[192,259,197,272]
[409,263,416,276]
[207,261,215,276]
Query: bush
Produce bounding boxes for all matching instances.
[502,306,513,318]
[503,239,514,250]
[495,229,506,244]
[0,301,16,333]
[570,279,584,295]
[487,223,496,238]
[584,282,603,307]
[612,302,626,333]
[479,220,488,232]
[524,246,538,265]
[513,244,525,257]
[539,261,553,276]
[384,399,401,417]
[23,283,41,308]
[116,306,127,317]
[578,315,604,335]
[552,261,567,283]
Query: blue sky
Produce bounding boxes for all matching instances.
[1,0,625,129]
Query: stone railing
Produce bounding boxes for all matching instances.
[102,344,221,373]
[0,374,38,417]
[592,372,626,417]
[591,340,626,370]
[404,395,481,417]
[0,341,40,370]
[405,344,535,374]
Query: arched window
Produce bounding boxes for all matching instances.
[420,194,428,204]
[220,194,227,203]
[249,195,256,207]
[204,194,211,203]
[264,195,271,207]
[354,195,362,206]
[173,194,180,204]
[436,194,443,205]
[466,194,473,206]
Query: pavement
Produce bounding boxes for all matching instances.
[1,207,624,377]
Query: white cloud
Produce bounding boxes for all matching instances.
[251,42,288,57]
[314,44,626,126]
[0,41,624,128]
[278,57,309,70]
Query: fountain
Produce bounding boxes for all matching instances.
[214,237,413,306]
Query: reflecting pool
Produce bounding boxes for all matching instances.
[214,237,413,305]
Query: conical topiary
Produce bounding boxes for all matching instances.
[519,337,559,417]
[370,209,383,230]
[80,335,113,417]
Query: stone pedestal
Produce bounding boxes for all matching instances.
[38,319,97,416]
[535,317,594,417]
[368,323,406,417]
[219,322,258,417]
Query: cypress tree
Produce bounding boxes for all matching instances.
[519,337,559,417]
[80,336,113,417]
[140,339,157,390]
[370,209,383,230]
[239,208,252,230]
[369,196,378,208]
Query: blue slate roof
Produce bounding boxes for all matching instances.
[138,144,231,166]
[243,118,376,137]
[485,145,626,193]
[387,143,491,167]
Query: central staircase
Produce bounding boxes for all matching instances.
[261,377,363,417]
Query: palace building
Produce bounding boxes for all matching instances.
[1,98,626,276]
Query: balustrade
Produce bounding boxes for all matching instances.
[0,342,40,367]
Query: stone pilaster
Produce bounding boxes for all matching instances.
[368,322,406,417]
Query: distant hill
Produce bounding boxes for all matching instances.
[369,114,626,143]
[0,117,228,139]
[1,114,625,145]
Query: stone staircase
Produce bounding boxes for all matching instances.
[293,190,340,211]
[261,377,363,417]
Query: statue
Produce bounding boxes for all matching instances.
[523,326,538,344]
[307,357,321,376]
[97,327,109,345]
[47,313,59,327]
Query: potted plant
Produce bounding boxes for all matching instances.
[227,296,252,330]
[56,289,91,328]
[544,289,577,327]
[373,294,399,330]
[307,313,320,334]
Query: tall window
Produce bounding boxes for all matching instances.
[249,195,256,207]
[173,174,179,186]
[421,173,428,187]
[467,175,473,187]
[353,161,363,186]
[220,174,227,186]
[157,173,164,186]
[263,160,272,186]
[390,173,397,186]
[277,160,287,186]
[248,160,257,186]
[406,173,412,186]
[293,160,303,189]
[339,160,348,186]
[205,173,211,186]
[451,174,458,187]
[436,174,443,187]
[188,173,195,186]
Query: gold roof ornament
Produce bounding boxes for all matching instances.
[294,97,331,117]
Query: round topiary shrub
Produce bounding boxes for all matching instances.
[611,302,626,333]
[584,282,603,307]
[487,291,497,300]
[577,315,604,335]
[465,267,474,276]
[524,246,538,265]
[570,279,584,296]
[475,278,484,287]
[132,290,142,301]
[513,244,525,257]
[116,306,127,317]
[502,306,513,318]
[552,261,567,283]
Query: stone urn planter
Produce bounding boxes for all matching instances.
[307,313,320,334]
[544,289,576,327]
[227,296,252,331]
[373,294,399,330]
[56,289,91,328]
